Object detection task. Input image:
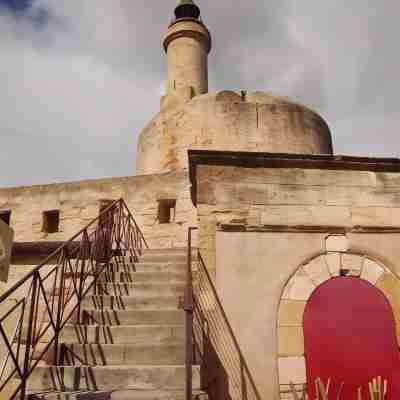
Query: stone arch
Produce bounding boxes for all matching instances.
[277,236,400,399]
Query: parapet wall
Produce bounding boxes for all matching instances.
[0,171,195,249]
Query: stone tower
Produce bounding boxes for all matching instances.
[163,0,212,98]
[136,0,333,175]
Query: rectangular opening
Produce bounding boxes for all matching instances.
[0,210,11,226]
[99,199,115,214]
[158,199,176,224]
[99,199,115,225]
[42,210,60,234]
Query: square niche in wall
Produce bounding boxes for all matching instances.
[99,199,115,225]
[158,199,176,224]
[42,210,60,234]
[0,210,11,226]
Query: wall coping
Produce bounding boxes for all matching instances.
[218,224,400,234]
[188,150,400,206]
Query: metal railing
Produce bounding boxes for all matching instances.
[184,227,262,400]
[0,199,147,400]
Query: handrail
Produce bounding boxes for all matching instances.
[185,227,262,400]
[0,198,147,400]
[184,227,197,400]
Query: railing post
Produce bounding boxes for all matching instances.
[20,271,39,400]
[240,354,248,400]
[53,249,66,365]
[185,227,197,400]
[0,199,148,398]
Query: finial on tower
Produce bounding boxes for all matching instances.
[174,0,201,20]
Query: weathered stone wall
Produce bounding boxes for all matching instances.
[197,165,400,275]
[0,171,195,248]
[136,91,333,175]
[0,220,13,285]
[194,162,400,400]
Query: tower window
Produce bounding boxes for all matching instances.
[0,210,11,226]
[42,210,60,233]
[158,199,176,224]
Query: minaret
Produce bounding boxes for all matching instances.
[163,0,212,98]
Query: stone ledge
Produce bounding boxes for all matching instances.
[217,224,400,233]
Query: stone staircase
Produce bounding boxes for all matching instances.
[27,248,203,400]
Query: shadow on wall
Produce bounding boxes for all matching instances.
[0,219,14,285]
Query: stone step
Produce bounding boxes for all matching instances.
[137,254,187,264]
[61,343,184,366]
[81,296,181,310]
[79,310,184,326]
[29,389,208,400]
[107,262,186,274]
[142,248,189,255]
[93,283,184,297]
[96,272,185,284]
[28,365,201,392]
[58,325,184,345]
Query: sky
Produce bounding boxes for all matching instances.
[0,0,399,187]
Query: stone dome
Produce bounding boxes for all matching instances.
[136,90,333,175]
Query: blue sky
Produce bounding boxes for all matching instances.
[0,0,30,11]
[0,1,399,187]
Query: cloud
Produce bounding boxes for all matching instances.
[0,0,399,187]
[0,1,165,187]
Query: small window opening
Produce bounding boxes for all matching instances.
[99,199,115,226]
[42,210,60,233]
[0,210,11,226]
[158,199,176,224]
[99,199,114,214]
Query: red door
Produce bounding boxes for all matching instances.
[303,277,400,400]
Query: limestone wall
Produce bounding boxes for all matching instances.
[0,171,195,249]
[0,220,13,285]
[194,161,400,400]
[196,165,400,274]
[136,91,333,175]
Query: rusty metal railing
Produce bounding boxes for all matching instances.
[184,227,262,400]
[0,199,147,400]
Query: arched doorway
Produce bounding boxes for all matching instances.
[304,277,400,400]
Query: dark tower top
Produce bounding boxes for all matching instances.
[174,0,201,20]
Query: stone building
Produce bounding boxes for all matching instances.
[1,1,400,400]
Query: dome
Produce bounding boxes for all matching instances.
[136,91,333,175]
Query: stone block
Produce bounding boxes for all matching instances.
[325,235,349,253]
[376,172,400,187]
[341,254,363,275]
[266,184,325,206]
[325,253,341,276]
[278,300,306,327]
[303,256,330,286]
[351,207,400,227]
[282,268,316,301]
[361,259,385,285]
[260,206,351,227]
[278,327,304,356]
[278,356,306,384]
